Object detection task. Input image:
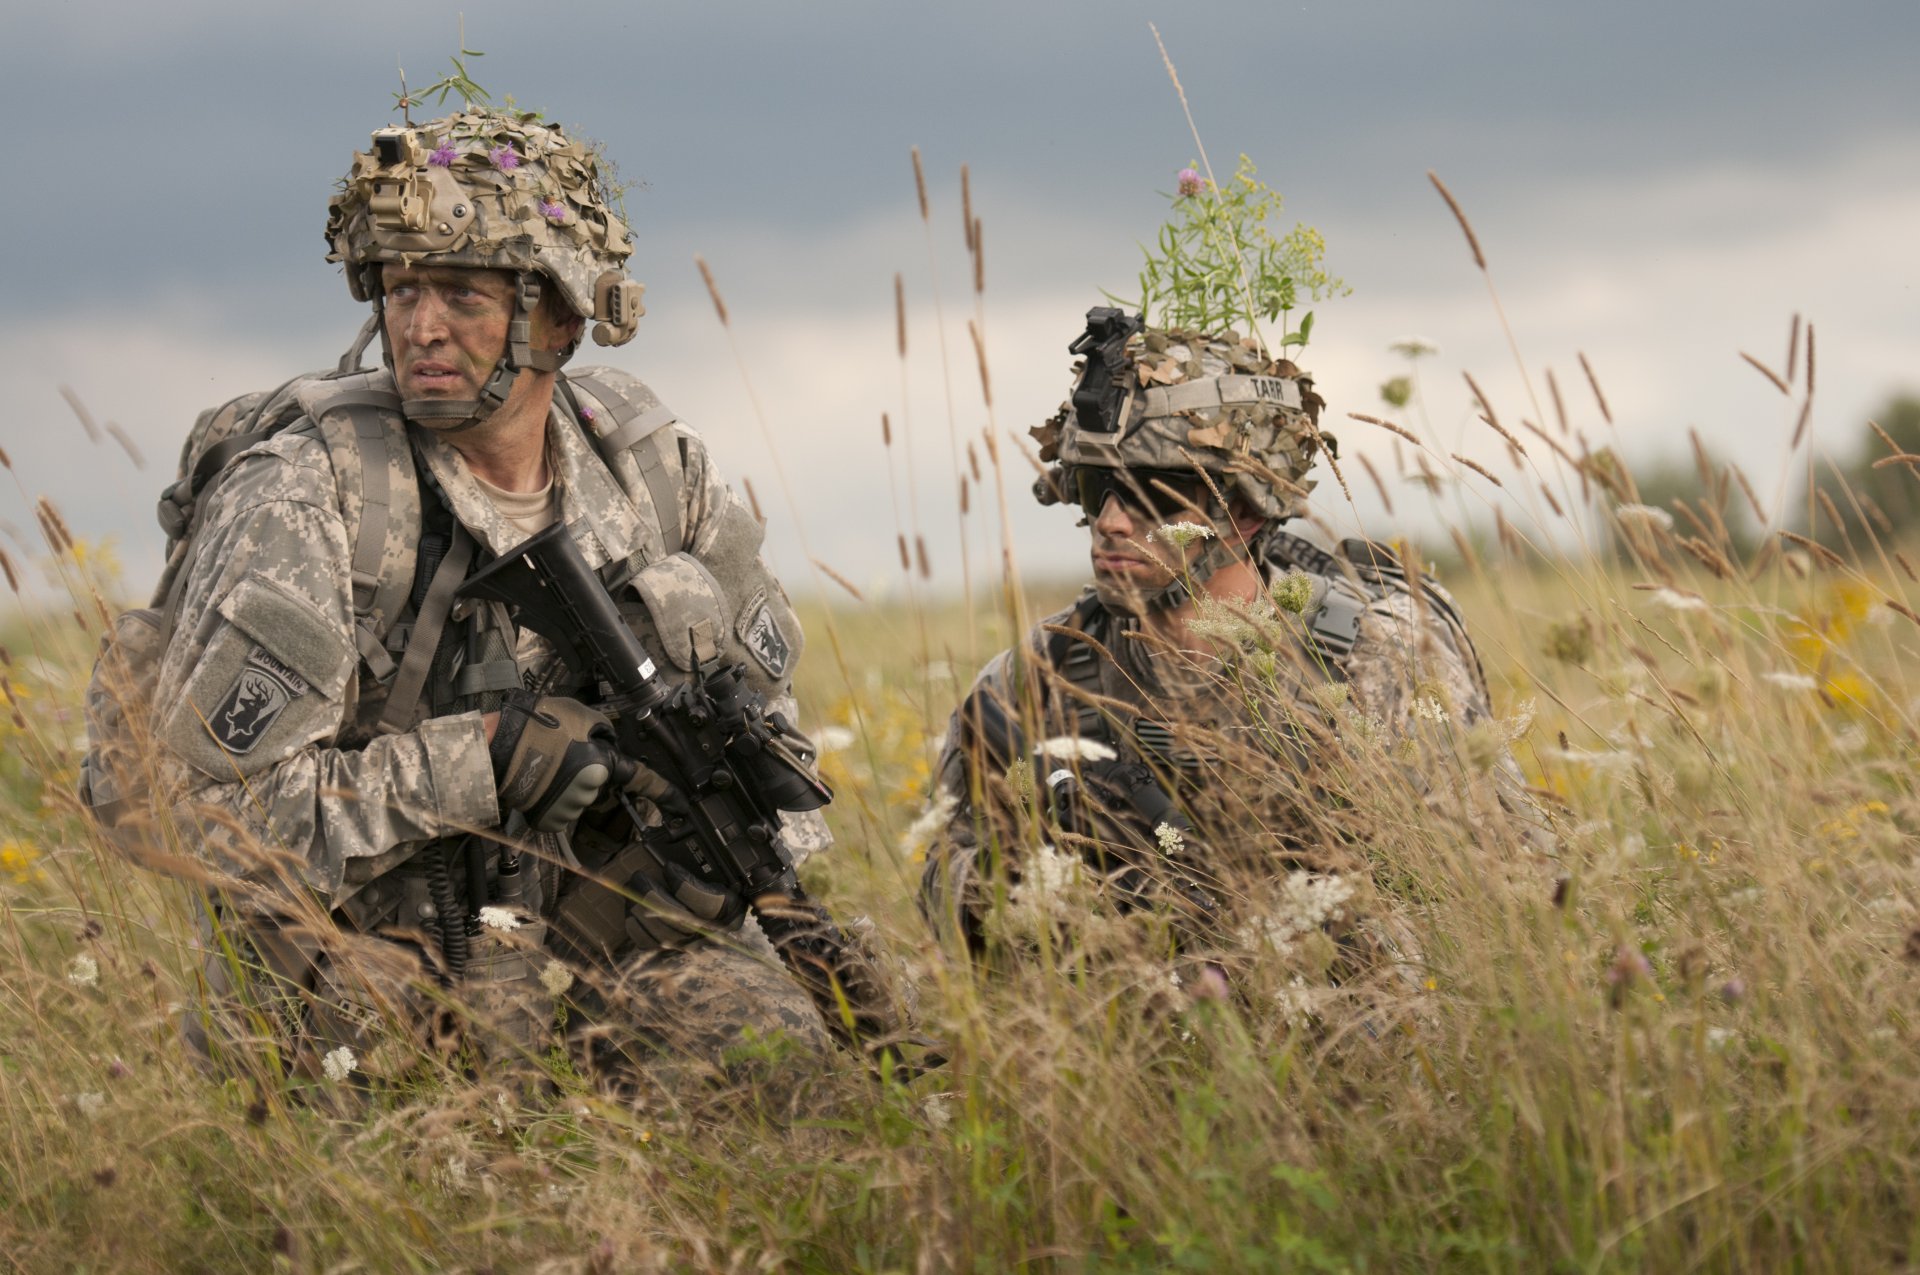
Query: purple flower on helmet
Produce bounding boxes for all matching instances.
[489,145,521,171]
[1176,167,1203,197]
[579,405,596,422]
[428,142,458,168]
[539,198,567,223]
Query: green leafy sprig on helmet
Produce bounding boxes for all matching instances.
[1122,156,1348,353]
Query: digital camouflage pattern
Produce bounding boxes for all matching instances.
[1031,325,1330,522]
[153,362,828,1086]
[922,319,1552,981]
[326,109,643,344]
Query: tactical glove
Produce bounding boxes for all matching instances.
[623,862,748,949]
[489,691,624,832]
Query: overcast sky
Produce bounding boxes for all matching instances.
[2,0,1914,600]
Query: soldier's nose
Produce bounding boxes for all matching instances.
[1093,493,1133,536]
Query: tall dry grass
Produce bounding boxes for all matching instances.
[5,140,1919,1274]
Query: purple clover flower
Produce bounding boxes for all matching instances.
[539,198,568,223]
[489,145,521,171]
[580,405,597,422]
[1176,168,1204,197]
[428,142,457,168]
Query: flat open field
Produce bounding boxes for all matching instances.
[4,495,1920,1271]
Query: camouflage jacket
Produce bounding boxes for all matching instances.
[918,529,1552,939]
[152,366,813,908]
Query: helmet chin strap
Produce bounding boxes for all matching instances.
[377,271,573,433]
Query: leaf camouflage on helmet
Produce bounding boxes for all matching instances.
[1031,307,1332,525]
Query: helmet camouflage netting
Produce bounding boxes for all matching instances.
[326,109,644,349]
[1031,307,1330,522]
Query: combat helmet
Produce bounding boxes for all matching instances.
[1031,306,1330,611]
[325,109,647,429]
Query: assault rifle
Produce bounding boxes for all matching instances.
[457,524,900,1062]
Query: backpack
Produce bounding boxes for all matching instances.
[77,323,694,862]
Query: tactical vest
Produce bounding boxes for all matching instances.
[78,339,704,847]
[1038,529,1488,775]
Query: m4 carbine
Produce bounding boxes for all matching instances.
[457,524,898,1059]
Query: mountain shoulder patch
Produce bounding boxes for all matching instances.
[735,589,792,679]
[209,648,310,755]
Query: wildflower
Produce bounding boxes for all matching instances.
[1607,944,1653,1005]
[1191,965,1231,1002]
[1649,587,1708,613]
[538,198,567,223]
[1150,521,1215,549]
[1034,737,1117,763]
[428,142,457,168]
[320,1046,358,1083]
[1706,1026,1735,1050]
[1763,671,1819,691]
[539,961,574,997]
[899,792,958,864]
[0,839,45,884]
[72,1092,106,1119]
[1175,167,1203,197]
[1412,695,1449,725]
[815,725,855,753]
[1388,336,1439,359]
[1614,504,1675,532]
[1237,872,1355,956]
[1155,822,1184,855]
[1379,375,1412,408]
[67,953,99,988]
[922,1093,954,1129]
[1719,977,1746,1003]
[488,144,520,170]
[477,906,522,932]
[1270,570,1316,615]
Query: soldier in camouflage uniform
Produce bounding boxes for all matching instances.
[140,109,837,1097]
[919,308,1549,974]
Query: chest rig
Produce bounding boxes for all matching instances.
[1038,530,1473,776]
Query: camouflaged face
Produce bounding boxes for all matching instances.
[326,110,643,346]
[1032,326,1330,520]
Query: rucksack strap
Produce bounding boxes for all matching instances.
[563,372,686,554]
[307,387,413,684]
[377,521,476,734]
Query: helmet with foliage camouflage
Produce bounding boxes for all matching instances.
[1031,308,1330,613]
[1031,307,1328,523]
[325,109,646,425]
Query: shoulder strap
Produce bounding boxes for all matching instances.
[1041,591,1117,743]
[305,386,416,684]
[560,371,687,555]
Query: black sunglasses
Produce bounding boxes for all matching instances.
[1071,467,1219,521]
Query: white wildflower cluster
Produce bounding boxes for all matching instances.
[1501,697,1537,742]
[1389,336,1440,359]
[1412,695,1450,725]
[814,725,856,754]
[1763,671,1819,691]
[539,960,575,997]
[1149,521,1215,549]
[1547,745,1634,773]
[71,1092,106,1119]
[1154,822,1185,855]
[921,1093,954,1130]
[1034,736,1117,763]
[1269,570,1317,616]
[320,1046,358,1084]
[1614,504,1675,532]
[1649,587,1708,613]
[1274,976,1324,1031]
[899,792,959,863]
[1236,872,1355,957]
[476,906,523,932]
[66,953,99,988]
[1014,843,1085,904]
